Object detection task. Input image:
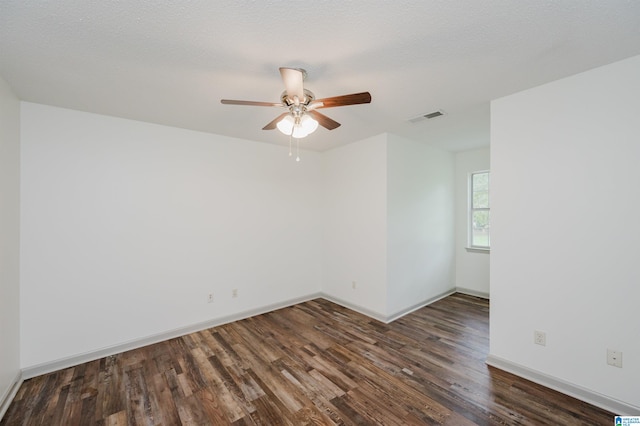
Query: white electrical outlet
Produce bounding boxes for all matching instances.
[207,293,214,303]
[232,289,238,298]
[607,349,622,368]
[534,330,546,346]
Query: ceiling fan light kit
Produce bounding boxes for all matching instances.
[221,67,371,161]
[276,114,319,138]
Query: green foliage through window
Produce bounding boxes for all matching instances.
[470,171,490,248]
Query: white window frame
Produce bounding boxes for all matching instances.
[468,170,490,251]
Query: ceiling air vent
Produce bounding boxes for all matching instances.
[409,109,446,123]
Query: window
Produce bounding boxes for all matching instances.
[469,171,490,249]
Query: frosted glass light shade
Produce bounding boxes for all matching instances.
[300,115,318,134]
[291,126,309,138]
[276,114,318,138]
[276,115,295,134]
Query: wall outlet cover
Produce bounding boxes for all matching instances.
[607,349,622,368]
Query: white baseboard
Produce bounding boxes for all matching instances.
[22,293,322,379]
[321,289,456,324]
[455,287,490,299]
[318,294,388,323]
[0,371,23,421]
[385,289,456,323]
[486,354,639,416]
[14,293,635,419]
[20,290,475,382]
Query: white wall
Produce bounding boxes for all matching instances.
[454,148,490,296]
[322,133,456,320]
[322,135,388,318]
[17,102,461,371]
[0,77,21,412]
[490,55,640,411]
[20,103,323,368]
[386,134,455,316]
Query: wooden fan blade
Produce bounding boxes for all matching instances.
[314,92,371,108]
[263,112,290,130]
[306,101,324,111]
[221,99,282,107]
[279,67,304,103]
[307,110,341,130]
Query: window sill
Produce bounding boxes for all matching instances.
[465,247,490,253]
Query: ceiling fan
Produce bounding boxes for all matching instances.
[221,67,372,139]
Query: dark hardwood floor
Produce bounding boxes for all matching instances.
[2,293,614,425]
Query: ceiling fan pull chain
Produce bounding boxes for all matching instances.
[288,132,293,157]
[296,138,300,162]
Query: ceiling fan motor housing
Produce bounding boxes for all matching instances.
[281,89,315,107]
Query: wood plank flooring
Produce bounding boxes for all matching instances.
[1,294,614,425]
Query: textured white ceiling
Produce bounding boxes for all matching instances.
[1,1,640,151]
